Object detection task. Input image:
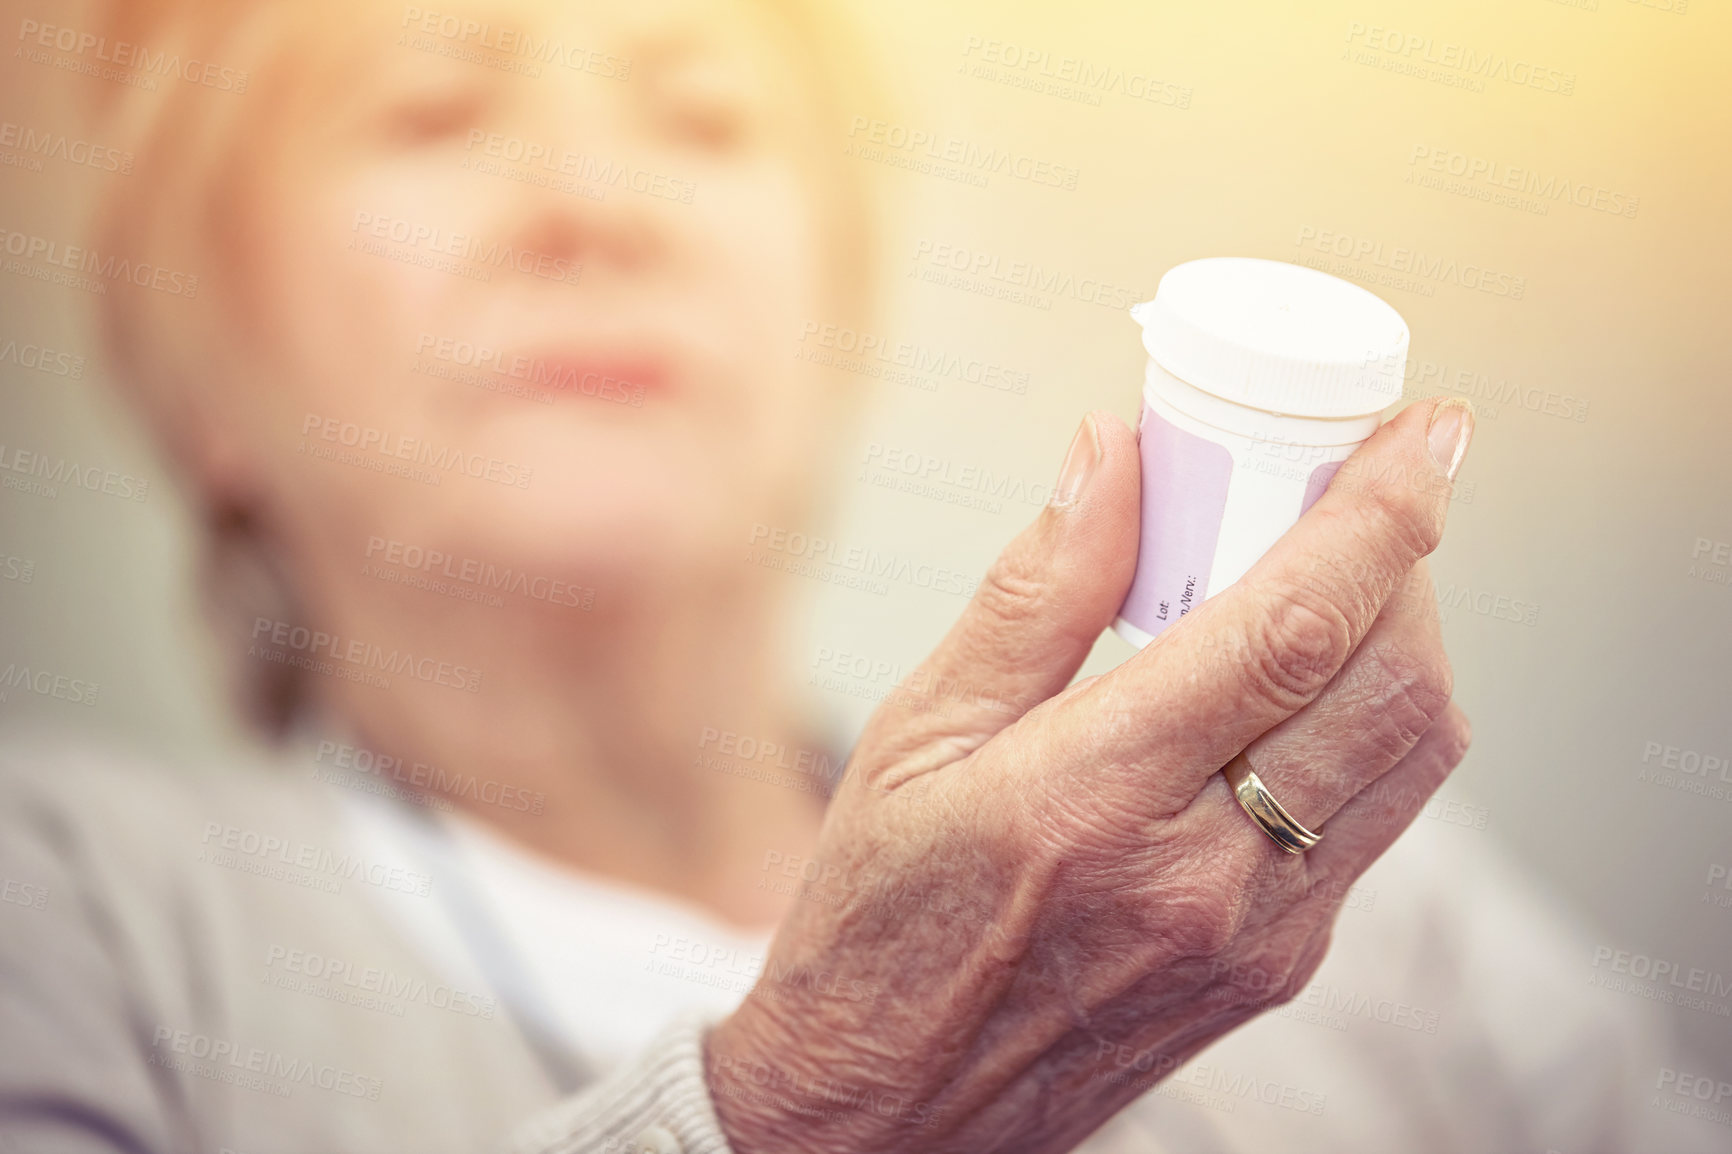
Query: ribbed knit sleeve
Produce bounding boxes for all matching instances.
[501,1015,734,1154]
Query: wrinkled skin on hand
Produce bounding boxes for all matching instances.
[708,399,1476,1154]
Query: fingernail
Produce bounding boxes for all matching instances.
[1426,399,1475,483]
[1049,414,1101,510]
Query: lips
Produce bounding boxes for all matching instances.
[511,352,669,406]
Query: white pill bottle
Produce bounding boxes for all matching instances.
[1113,257,1410,648]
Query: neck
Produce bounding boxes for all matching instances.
[312,568,829,931]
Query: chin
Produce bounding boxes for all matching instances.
[449,491,745,592]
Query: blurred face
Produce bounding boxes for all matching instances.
[208,0,852,607]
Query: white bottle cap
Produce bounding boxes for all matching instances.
[1129,257,1410,419]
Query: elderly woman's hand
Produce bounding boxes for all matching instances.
[706,399,1475,1154]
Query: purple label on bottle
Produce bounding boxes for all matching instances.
[1118,406,1233,642]
[1302,458,1343,512]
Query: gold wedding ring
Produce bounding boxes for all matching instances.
[1222,752,1323,854]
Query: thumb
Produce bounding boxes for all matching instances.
[851,411,1140,779]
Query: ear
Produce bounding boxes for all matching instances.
[118,360,267,524]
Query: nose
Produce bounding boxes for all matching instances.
[510,179,662,283]
[500,95,667,284]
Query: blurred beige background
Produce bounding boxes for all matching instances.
[3,0,1729,1078]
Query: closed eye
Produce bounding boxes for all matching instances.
[380,85,493,148]
[652,93,748,153]
[638,39,759,155]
